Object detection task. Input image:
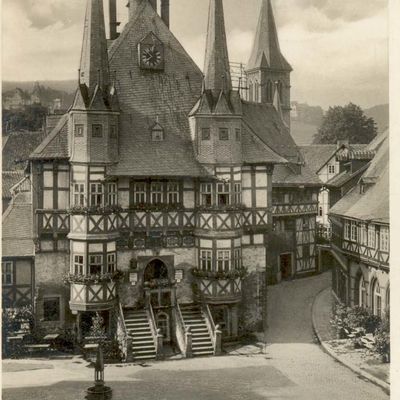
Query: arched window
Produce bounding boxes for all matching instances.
[355,273,366,307]
[277,80,283,102]
[248,82,253,102]
[266,80,273,103]
[254,81,260,102]
[371,279,382,317]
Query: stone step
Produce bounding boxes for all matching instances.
[132,354,157,361]
[192,350,214,356]
[131,339,155,345]
[132,349,157,356]
[130,334,153,340]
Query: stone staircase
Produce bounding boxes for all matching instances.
[180,304,214,357]
[124,309,157,361]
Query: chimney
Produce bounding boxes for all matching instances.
[109,0,119,40]
[161,0,170,27]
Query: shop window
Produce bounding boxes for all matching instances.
[73,255,84,275]
[92,124,103,138]
[89,255,103,275]
[219,128,229,141]
[133,182,147,203]
[217,250,230,272]
[90,183,104,206]
[217,182,230,206]
[200,183,213,206]
[167,182,179,204]
[201,128,211,141]
[2,262,13,285]
[107,182,118,206]
[200,250,212,271]
[43,297,60,322]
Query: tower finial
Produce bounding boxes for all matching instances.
[203,0,232,95]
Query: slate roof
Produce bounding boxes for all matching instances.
[272,164,321,186]
[326,163,369,188]
[30,114,69,160]
[2,131,43,171]
[2,171,25,200]
[2,192,34,257]
[106,1,208,177]
[329,131,389,224]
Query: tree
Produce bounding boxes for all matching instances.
[313,103,377,144]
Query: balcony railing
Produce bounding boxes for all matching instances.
[271,202,318,216]
[36,210,70,236]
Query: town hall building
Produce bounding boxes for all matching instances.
[2,0,321,360]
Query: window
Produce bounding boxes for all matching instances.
[151,182,163,204]
[43,297,60,322]
[92,124,103,138]
[2,262,13,285]
[200,183,212,206]
[277,80,283,101]
[360,224,368,246]
[109,124,117,138]
[217,250,230,272]
[368,225,376,248]
[107,253,116,273]
[328,165,335,174]
[217,182,230,206]
[89,255,103,275]
[350,221,358,242]
[254,81,260,102]
[358,276,366,307]
[319,207,323,217]
[152,126,164,141]
[200,250,212,271]
[74,124,84,137]
[133,182,146,204]
[73,183,85,206]
[266,80,273,103]
[201,128,211,141]
[372,280,382,317]
[73,255,84,275]
[234,183,241,204]
[167,182,179,204]
[219,128,229,141]
[90,183,104,206]
[107,183,118,206]
[344,221,350,240]
[235,129,241,142]
[233,249,241,270]
[380,227,389,252]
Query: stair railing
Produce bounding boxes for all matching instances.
[116,302,131,362]
[202,303,222,355]
[174,303,192,358]
[146,301,163,358]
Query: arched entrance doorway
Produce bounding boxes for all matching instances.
[143,258,175,343]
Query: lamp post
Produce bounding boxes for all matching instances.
[86,346,112,399]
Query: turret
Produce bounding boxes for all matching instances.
[70,0,119,164]
[246,0,292,127]
[189,0,242,166]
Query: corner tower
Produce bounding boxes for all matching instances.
[189,0,242,166]
[246,0,292,127]
[70,0,119,164]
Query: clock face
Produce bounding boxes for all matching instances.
[141,45,162,68]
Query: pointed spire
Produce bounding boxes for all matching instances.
[203,0,232,95]
[79,0,110,98]
[247,0,292,71]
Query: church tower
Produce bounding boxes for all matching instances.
[246,0,292,127]
[189,0,242,166]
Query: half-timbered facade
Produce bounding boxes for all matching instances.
[3,0,321,360]
[329,130,389,317]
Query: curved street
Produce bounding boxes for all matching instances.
[2,272,389,400]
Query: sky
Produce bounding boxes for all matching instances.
[2,0,388,109]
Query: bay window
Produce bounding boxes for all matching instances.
[200,183,212,206]
[74,183,85,206]
[233,249,241,270]
[90,183,104,206]
[89,255,103,275]
[200,250,212,271]
[217,250,230,272]
[107,253,116,273]
[73,255,84,275]
[217,182,230,206]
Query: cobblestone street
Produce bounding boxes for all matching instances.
[2,272,389,400]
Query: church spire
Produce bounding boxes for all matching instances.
[79,0,110,97]
[203,0,232,95]
[247,0,291,71]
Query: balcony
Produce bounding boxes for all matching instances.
[66,274,118,312]
[192,269,245,304]
[271,202,318,217]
